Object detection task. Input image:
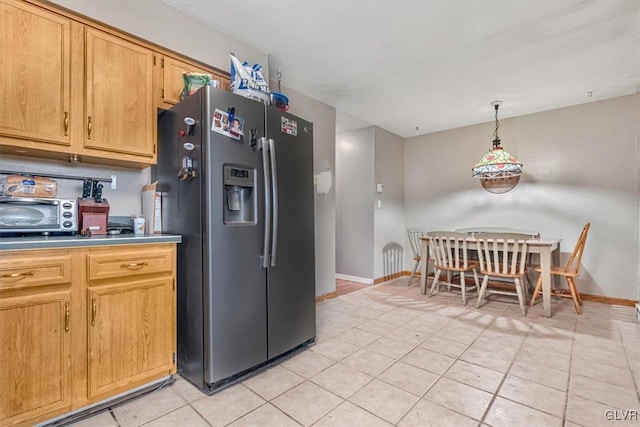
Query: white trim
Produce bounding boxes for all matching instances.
[336,274,373,285]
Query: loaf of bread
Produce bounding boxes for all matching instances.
[2,174,58,198]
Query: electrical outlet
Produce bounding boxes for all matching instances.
[110,175,117,190]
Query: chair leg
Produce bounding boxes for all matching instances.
[446,271,452,292]
[408,260,419,286]
[476,275,489,308]
[429,268,441,297]
[460,272,466,306]
[568,277,583,305]
[566,277,582,314]
[530,274,542,306]
[522,271,530,303]
[472,268,479,289]
[514,278,526,316]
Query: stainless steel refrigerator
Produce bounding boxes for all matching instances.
[154,85,315,390]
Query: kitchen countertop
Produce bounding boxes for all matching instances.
[0,234,182,251]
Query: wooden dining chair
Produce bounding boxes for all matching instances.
[426,232,479,305]
[407,229,426,286]
[473,232,537,293]
[476,235,529,315]
[530,223,590,314]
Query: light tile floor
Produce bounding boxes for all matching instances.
[69,278,640,427]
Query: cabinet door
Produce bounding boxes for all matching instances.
[87,278,174,400]
[162,56,210,106]
[0,0,71,147]
[159,56,231,109]
[0,291,72,425]
[85,28,154,158]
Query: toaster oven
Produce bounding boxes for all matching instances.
[0,197,78,234]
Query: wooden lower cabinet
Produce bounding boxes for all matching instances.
[0,291,72,426]
[87,277,174,401]
[0,243,176,427]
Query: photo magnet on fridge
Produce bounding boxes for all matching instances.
[212,108,244,140]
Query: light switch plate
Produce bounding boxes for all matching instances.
[376,183,383,193]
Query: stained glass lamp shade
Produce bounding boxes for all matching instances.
[471,101,523,194]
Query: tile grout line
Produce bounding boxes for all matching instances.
[476,313,533,426]
[560,310,579,426]
[613,316,640,406]
[394,299,498,425]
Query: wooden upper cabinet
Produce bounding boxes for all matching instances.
[158,56,232,110]
[0,0,72,148]
[0,290,72,426]
[87,277,174,401]
[161,56,209,107]
[84,28,155,159]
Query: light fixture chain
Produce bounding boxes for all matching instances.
[494,104,500,141]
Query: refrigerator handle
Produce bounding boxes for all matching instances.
[260,137,271,268]
[268,138,278,266]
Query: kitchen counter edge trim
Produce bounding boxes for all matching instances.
[0,234,182,250]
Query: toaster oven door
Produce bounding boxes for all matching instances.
[0,198,60,231]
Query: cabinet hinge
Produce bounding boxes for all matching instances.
[161,57,164,68]
[154,144,157,155]
[172,278,175,290]
[173,352,176,364]
[160,88,164,100]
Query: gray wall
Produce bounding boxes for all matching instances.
[373,127,405,279]
[279,84,337,297]
[0,155,149,216]
[335,126,404,281]
[336,127,375,279]
[404,94,640,299]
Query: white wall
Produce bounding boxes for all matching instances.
[404,94,640,299]
[279,84,337,297]
[373,127,405,279]
[336,127,375,279]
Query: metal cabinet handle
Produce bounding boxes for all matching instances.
[87,116,92,139]
[91,298,96,326]
[64,301,70,331]
[64,112,69,136]
[120,262,148,270]
[1,271,34,279]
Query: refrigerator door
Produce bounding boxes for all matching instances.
[203,87,269,384]
[266,108,316,359]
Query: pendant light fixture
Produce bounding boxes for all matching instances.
[471,101,523,194]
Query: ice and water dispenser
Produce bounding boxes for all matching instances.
[223,165,256,225]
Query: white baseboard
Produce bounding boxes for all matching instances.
[336,274,374,285]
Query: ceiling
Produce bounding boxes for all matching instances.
[163,0,640,137]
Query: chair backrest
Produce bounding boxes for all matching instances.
[426,232,472,270]
[476,235,528,277]
[407,229,426,258]
[564,223,590,275]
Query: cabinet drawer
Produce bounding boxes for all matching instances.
[87,247,172,282]
[0,250,71,291]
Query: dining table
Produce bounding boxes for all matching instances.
[419,235,562,317]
